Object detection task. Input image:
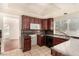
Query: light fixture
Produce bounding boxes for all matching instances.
[64,13,68,15]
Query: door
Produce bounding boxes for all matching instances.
[3,14,20,52]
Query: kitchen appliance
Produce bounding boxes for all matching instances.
[45,36,53,47]
[44,30,53,47]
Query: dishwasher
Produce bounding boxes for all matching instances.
[29,34,37,45]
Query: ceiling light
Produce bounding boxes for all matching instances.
[64,13,68,15]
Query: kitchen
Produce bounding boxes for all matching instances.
[21,15,54,52]
[1,3,79,56]
[21,15,70,53]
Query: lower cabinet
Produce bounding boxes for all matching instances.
[37,36,68,47]
[53,37,68,46]
[23,36,31,52]
[37,35,45,46]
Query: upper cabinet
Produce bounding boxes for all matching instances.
[41,19,48,30]
[41,18,53,30]
[47,18,53,30]
[22,15,53,30]
[30,17,35,23]
[22,15,42,30]
[22,15,30,30]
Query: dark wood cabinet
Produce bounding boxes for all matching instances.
[37,35,45,46]
[22,15,43,30]
[53,37,68,46]
[41,18,53,30]
[23,36,31,52]
[47,18,53,30]
[22,15,30,30]
[37,35,68,47]
[22,15,54,51]
[22,15,53,30]
[37,18,40,24]
[41,20,48,30]
[30,17,35,23]
[34,18,38,23]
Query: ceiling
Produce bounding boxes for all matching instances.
[1,3,79,18]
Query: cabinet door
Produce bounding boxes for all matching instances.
[22,16,26,30]
[26,17,30,30]
[37,35,41,46]
[41,20,44,30]
[44,20,48,30]
[37,35,44,46]
[30,17,35,23]
[23,37,31,52]
[38,19,41,24]
[37,19,40,24]
[22,16,30,30]
[34,18,38,24]
[39,19,42,29]
[42,20,48,30]
[47,18,53,30]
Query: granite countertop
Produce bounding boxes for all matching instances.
[22,30,79,39]
[22,31,70,39]
[47,34,70,39]
[36,34,70,39]
[44,34,79,39]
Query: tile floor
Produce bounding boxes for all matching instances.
[1,45,52,56]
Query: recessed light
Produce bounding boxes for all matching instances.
[64,13,68,15]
